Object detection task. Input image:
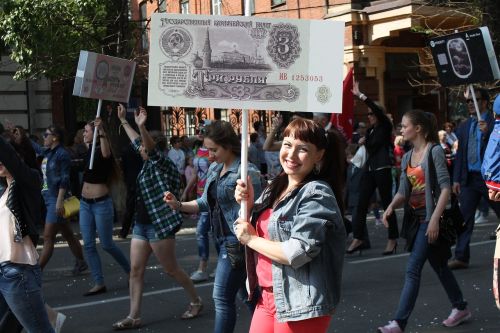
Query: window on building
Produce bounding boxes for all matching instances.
[211,0,222,15]
[158,0,167,12]
[181,0,189,14]
[271,0,285,6]
[139,1,149,51]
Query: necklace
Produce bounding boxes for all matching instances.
[273,185,297,208]
[411,144,428,166]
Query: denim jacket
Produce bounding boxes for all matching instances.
[196,158,262,237]
[246,181,346,322]
[33,142,71,197]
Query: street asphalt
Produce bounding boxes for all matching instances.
[39,211,500,333]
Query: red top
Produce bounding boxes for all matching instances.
[407,164,426,209]
[255,208,273,288]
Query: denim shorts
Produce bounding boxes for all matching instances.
[42,192,65,224]
[132,223,179,242]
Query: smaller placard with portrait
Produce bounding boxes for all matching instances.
[73,51,136,103]
[429,27,500,87]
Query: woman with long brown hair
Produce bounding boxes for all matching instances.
[378,110,470,332]
[79,118,130,296]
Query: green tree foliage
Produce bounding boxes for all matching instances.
[0,0,131,80]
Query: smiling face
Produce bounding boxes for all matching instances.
[204,137,233,165]
[279,136,324,182]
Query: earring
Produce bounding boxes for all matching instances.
[314,164,320,175]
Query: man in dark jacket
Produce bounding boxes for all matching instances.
[450,89,500,269]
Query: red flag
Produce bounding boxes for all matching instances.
[329,67,354,141]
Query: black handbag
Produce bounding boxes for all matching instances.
[224,242,245,270]
[428,145,465,246]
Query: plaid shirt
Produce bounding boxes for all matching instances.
[132,138,183,239]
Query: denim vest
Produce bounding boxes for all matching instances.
[246,181,346,322]
[34,143,71,197]
[196,158,262,237]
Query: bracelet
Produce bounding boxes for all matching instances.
[358,93,367,101]
[121,120,128,125]
[177,200,182,211]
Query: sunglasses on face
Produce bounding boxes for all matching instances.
[43,132,53,138]
[367,112,374,116]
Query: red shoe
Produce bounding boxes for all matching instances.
[442,308,471,327]
[377,320,403,333]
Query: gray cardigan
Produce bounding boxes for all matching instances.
[398,144,451,221]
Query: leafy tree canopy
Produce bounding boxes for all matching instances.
[0,0,130,80]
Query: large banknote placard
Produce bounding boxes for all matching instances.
[148,14,344,113]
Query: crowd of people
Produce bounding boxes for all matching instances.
[0,84,499,333]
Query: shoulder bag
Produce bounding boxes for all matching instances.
[428,145,465,246]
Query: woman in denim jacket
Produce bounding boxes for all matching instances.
[33,125,87,274]
[378,110,469,333]
[164,120,262,333]
[233,118,347,333]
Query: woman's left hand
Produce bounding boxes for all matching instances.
[234,218,257,246]
[56,200,65,217]
[426,217,440,243]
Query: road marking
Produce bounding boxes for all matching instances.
[54,281,214,311]
[348,240,496,264]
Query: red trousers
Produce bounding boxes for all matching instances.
[249,289,331,333]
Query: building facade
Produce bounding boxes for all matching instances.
[0,55,53,135]
[130,0,472,136]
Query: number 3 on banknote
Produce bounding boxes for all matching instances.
[267,23,302,69]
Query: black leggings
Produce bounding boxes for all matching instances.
[353,168,399,241]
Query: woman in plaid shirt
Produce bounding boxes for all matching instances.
[112,106,202,330]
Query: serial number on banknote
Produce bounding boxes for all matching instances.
[290,74,324,82]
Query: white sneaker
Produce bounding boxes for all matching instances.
[55,312,66,333]
[190,270,209,282]
[475,215,488,224]
[377,320,403,333]
[442,308,471,327]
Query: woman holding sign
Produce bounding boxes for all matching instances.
[164,120,262,333]
[233,118,347,333]
[80,118,130,296]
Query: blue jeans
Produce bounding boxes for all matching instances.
[455,172,500,262]
[394,223,466,330]
[79,198,130,285]
[213,235,254,333]
[196,212,220,261]
[0,263,54,333]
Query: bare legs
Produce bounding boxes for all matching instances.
[39,223,85,270]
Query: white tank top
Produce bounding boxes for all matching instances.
[0,186,39,265]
